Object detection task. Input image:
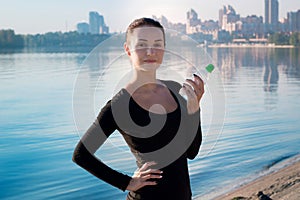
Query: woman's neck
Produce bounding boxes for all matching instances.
[126,70,163,93]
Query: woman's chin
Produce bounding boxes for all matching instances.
[140,63,160,71]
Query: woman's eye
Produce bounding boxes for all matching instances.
[154,44,163,48]
[137,43,147,47]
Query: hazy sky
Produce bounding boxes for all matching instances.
[1,0,299,34]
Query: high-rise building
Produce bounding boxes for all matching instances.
[287,10,300,32]
[219,5,240,33]
[264,0,279,32]
[152,15,186,33]
[89,12,101,34]
[89,11,109,34]
[185,9,218,42]
[77,22,89,34]
[240,15,264,37]
[187,9,200,26]
[219,5,239,29]
[219,7,225,29]
[186,9,201,34]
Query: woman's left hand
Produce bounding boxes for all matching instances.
[182,74,204,114]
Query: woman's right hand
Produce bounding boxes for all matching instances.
[183,74,204,114]
[126,161,163,191]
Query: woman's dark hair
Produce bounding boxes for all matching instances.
[125,17,165,45]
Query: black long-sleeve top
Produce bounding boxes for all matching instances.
[72,80,202,200]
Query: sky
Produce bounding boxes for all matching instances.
[1,0,299,34]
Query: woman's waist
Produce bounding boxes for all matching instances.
[128,180,192,200]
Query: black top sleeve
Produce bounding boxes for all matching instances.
[72,100,132,191]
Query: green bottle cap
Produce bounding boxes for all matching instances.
[206,64,214,73]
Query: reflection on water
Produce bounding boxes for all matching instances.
[209,48,300,82]
[263,61,278,92]
[208,48,300,111]
[263,56,279,110]
[0,47,300,200]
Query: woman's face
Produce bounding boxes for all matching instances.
[125,26,165,72]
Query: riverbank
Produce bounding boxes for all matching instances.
[207,43,295,48]
[212,158,300,200]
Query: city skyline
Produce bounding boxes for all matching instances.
[0,0,299,34]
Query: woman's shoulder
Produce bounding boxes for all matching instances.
[98,89,130,117]
[110,88,131,106]
[161,80,182,92]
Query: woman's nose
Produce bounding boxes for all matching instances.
[146,47,155,56]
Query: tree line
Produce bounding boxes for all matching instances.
[0,30,24,48]
[1,29,300,49]
[268,32,300,46]
[0,29,111,49]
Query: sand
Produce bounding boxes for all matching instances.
[213,160,300,200]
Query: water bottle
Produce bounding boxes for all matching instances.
[197,63,215,83]
[179,63,215,99]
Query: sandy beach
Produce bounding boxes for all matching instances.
[213,160,300,200]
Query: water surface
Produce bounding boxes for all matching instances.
[1,47,299,199]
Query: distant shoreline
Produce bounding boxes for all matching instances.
[207,43,295,48]
[0,43,297,54]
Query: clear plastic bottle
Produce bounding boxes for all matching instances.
[179,63,215,99]
[197,63,215,83]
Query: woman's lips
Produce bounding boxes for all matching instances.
[144,59,157,63]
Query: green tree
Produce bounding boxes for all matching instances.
[23,31,111,49]
[268,33,290,45]
[290,32,300,47]
[0,29,24,48]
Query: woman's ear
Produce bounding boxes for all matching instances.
[124,42,131,56]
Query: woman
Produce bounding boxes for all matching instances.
[73,17,204,200]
